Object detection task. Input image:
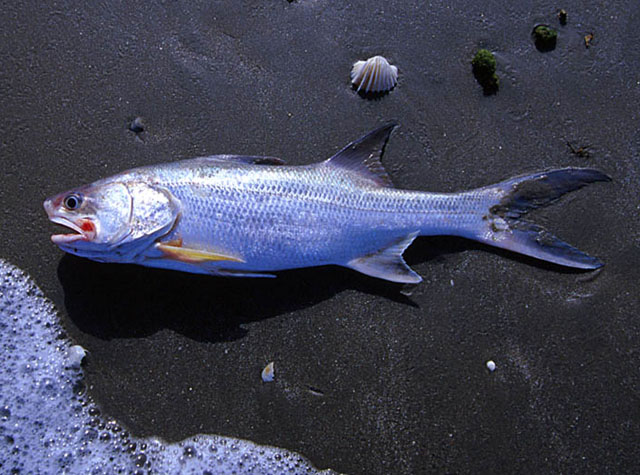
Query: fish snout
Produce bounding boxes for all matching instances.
[43,196,58,219]
[44,193,97,245]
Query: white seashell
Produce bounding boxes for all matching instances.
[261,361,275,382]
[351,55,398,93]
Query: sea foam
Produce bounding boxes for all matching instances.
[0,260,329,474]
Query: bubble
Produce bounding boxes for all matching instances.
[67,345,87,368]
[134,453,147,467]
[0,260,332,474]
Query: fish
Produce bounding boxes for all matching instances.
[44,123,610,284]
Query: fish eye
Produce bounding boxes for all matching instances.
[63,194,82,210]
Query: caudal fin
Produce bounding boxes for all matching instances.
[475,168,610,269]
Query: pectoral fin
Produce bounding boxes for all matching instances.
[156,241,245,264]
[347,232,422,283]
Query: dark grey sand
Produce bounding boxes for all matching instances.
[1,1,639,473]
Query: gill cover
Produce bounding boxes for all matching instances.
[121,182,180,246]
[88,182,131,244]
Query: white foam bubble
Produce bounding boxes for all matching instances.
[0,260,331,474]
[67,345,87,368]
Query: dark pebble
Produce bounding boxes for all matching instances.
[129,117,144,134]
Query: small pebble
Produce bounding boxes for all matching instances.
[558,9,568,26]
[486,360,496,372]
[261,362,274,382]
[129,117,144,134]
[584,33,594,49]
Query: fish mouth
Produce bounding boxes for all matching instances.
[49,216,96,245]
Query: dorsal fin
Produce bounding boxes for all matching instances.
[195,155,285,166]
[324,122,398,187]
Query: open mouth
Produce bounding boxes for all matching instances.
[49,217,96,245]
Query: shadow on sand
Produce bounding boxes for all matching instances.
[58,235,588,343]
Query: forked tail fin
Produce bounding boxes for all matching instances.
[474,168,610,269]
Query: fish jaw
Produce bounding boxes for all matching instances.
[43,198,97,245]
[48,216,96,244]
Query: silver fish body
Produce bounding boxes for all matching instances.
[44,124,610,283]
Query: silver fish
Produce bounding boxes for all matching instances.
[44,123,609,283]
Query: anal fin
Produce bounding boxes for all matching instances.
[156,241,245,264]
[347,232,422,283]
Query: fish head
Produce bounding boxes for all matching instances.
[44,179,180,261]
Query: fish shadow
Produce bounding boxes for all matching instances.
[58,236,587,343]
[57,254,415,343]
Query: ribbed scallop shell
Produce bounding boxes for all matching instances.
[350,56,398,93]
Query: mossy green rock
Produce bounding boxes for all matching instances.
[472,49,499,95]
[472,49,496,76]
[533,25,557,51]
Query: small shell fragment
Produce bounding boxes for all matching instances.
[261,361,275,382]
[351,55,398,93]
[486,360,496,372]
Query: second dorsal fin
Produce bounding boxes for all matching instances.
[324,122,398,187]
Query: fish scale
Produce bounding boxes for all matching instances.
[121,162,476,272]
[44,123,610,283]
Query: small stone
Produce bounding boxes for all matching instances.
[584,33,594,49]
[558,9,568,26]
[129,117,144,134]
[486,360,496,372]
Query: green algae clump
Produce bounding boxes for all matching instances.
[472,49,499,95]
[533,25,558,52]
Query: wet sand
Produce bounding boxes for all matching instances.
[1,1,639,473]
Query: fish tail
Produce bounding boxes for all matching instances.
[470,168,610,269]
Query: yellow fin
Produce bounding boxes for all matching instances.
[156,242,244,264]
